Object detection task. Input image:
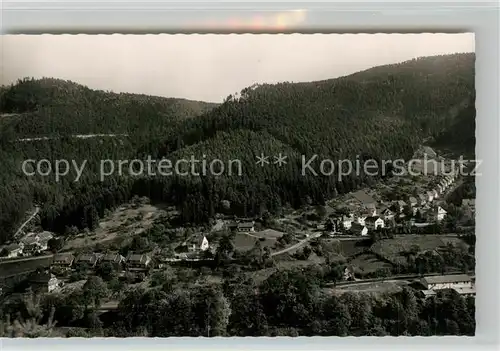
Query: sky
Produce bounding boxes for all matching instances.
[1,33,474,103]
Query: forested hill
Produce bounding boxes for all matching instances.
[0,53,475,242]
[432,98,476,157]
[0,78,218,139]
[158,53,475,159]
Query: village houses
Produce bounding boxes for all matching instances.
[186,234,210,252]
[426,191,434,203]
[2,243,23,258]
[418,274,475,299]
[28,272,60,293]
[426,206,447,222]
[364,203,377,216]
[409,196,418,208]
[350,223,368,236]
[100,253,126,270]
[380,208,395,221]
[418,194,427,206]
[340,215,353,230]
[52,253,75,270]
[21,231,54,255]
[365,216,385,230]
[126,253,152,271]
[75,253,102,269]
[355,213,367,226]
[395,200,406,213]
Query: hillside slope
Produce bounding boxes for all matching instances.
[0,53,476,242]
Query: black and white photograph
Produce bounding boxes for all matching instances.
[0,33,476,337]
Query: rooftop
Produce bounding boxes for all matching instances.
[422,274,471,285]
[238,222,255,228]
[453,287,476,295]
[53,253,74,264]
[102,253,124,262]
[421,289,437,297]
[127,253,151,264]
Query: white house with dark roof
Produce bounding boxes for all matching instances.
[355,213,367,226]
[426,191,434,203]
[186,234,210,252]
[350,223,368,236]
[237,222,255,233]
[340,215,353,230]
[2,243,23,258]
[28,272,60,293]
[426,206,447,222]
[365,216,385,230]
[380,208,395,221]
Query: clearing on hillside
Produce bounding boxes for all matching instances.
[62,203,166,251]
[370,235,468,266]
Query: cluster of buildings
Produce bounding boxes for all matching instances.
[51,252,152,273]
[418,274,476,298]
[328,173,457,236]
[0,231,54,259]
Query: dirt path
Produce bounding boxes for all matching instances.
[17,134,129,142]
[271,233,321,257]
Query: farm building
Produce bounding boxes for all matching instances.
[420,274,472,291]
[52,253,75,269]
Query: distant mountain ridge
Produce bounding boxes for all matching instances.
[0,77,218,139]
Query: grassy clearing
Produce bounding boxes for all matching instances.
[326,280,410,296]
[349,253,393,275]
[62,203,166,251]
[370,235,467,265]
[232,233,277,252]
[320,239,371,259]
[252,229,285,240]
